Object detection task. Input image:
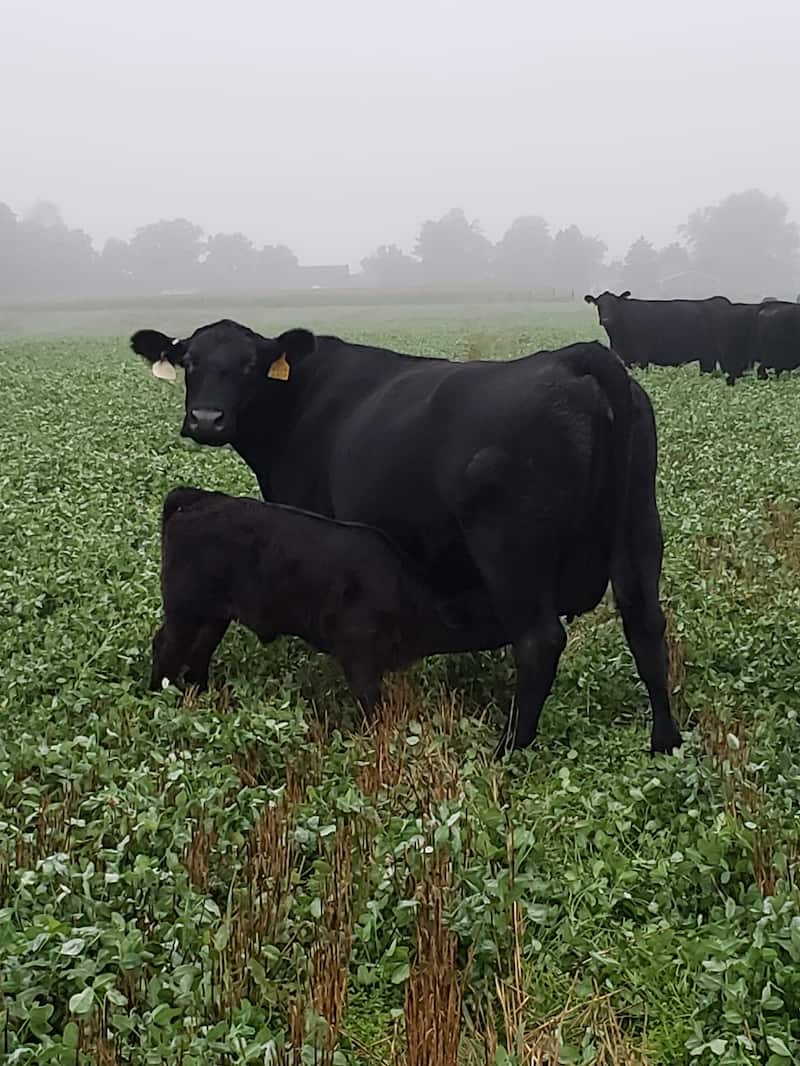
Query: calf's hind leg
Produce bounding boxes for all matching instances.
[183,620,230,690]
[150,618,201,690]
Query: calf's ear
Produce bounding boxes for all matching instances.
[583,294,596,304]
[265,329,317,382]
[619,290,631,299]
[130,329,187,365]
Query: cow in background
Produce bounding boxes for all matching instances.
[585,291,719,373]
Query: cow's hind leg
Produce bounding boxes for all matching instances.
[460,513,565,754]
[611,507,682,755]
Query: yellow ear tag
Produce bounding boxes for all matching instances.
[267,354,290,381]
[152,359,177,382]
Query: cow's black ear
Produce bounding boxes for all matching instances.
[583,294,596,304]
[277,328,316,360]
[130,329,186,365]
[619,290,631,299]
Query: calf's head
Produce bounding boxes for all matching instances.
[130,319,316,445]
[584,290,630,332]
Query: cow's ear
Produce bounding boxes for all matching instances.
[277,328,316,360]
[265,329,316,382]
[583,294,596,304]
[619,290,631,299]
[130,329,186,365]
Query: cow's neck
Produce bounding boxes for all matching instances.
[231,362,318,503]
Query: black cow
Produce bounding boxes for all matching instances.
[754,301,800,377]
[584,291,718,372]
[131,321,682,755]
[703,297,760,386]
[152,486,506,708]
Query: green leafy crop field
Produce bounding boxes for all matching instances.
[1,310,799,1064]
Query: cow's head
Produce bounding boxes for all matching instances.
[584,290,630,331]
[130,319,316,445]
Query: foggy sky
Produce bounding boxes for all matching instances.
[3,0,799,267]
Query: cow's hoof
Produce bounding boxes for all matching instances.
[651,721,682,755]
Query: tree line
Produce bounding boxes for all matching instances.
[0,189,797,302]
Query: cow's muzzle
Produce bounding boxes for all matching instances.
[183,408,228,444]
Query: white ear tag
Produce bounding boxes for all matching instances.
[152,359,177,382]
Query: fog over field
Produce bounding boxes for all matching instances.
[4,5,800,1060]
[2,0,799,271]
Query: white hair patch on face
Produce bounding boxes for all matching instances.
[152,359,177,382]
[161,677,172,689]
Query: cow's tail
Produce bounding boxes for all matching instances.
[570,342,633,560]
[162,485,210,528]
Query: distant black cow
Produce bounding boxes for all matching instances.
[152,486,506,709]
[131,322,681,755]
[754,300,800,377]
[703,297,760,386]
[584,291,718,372]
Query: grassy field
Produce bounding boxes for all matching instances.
[1,305,799,1064]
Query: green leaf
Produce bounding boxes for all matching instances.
[390,963,410,984]
[60,937,86,956]
[69,986,94,1016]
[28,1003,54,1037]
[151,1003,173,1026]
[765,1036,792,1058]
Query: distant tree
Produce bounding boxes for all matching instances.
[24,200,64,229]
[414,208,492,285]
[13,203,98,299]
[257,244,299,288]
[202,232,259,290]
[657,241,691,281]
[99,238,134,296]
[0,202,18,298]
[622,236,660,295]
[1,205,300,301]
[126,218,204,292]
[600,257,625,292]
[493,216,551,287]
[550,225,606,296]
[0,202,16,232]
[681,189,799,298]
[360,243,419,287]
